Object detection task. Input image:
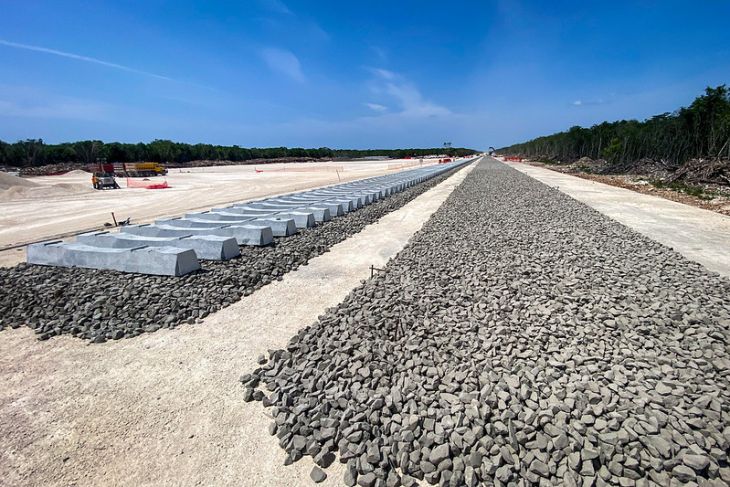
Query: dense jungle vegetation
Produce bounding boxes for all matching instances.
[499,85,730,171]
[0,140,476,168]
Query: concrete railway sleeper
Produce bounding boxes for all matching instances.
[0,162,471,342]
[26,158,475,276]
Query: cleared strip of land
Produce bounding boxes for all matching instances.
[508,160,730,278]
[0,162,475,487]
[244,158,730,486]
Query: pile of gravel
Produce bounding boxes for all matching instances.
[0,166,463,342]
[243,159,730,486]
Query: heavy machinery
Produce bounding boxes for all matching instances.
[92,172,119,190]
[113,162,167,177]
[91,159,120,190]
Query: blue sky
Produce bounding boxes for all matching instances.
[1,0,729,149]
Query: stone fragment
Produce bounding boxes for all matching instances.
[672,464,697,482]
[310,466,327,483]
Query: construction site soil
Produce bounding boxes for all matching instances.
[525,161,730,216]
[245,159,730,486]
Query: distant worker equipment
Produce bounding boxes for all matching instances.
[87,161,168,178]
[91,159,120,190]
[113,162,168,177]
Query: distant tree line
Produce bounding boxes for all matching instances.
[499,85,730,169]
[0,139,476,168]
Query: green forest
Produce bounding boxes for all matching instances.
[0,139,476,168]
[499,85,730,171]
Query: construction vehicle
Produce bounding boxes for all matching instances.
[92,172,120,190]
[113,162,167,177]
[91,159,120,190]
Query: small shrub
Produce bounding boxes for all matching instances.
[650,180,715,200]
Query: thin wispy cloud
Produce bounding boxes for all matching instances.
[0,98,107,120]
[370,67,396,80]
[572,98,607,107]
[259,47,305,82]
[258,0,293,15]
[385,82,451,117]
[307,22,330,41]
[369,68,451,118]
[0,39,173,81]
[256,1,330,42]
[0,85,109,121]
[371,46,388,62]
[365,102,388,112]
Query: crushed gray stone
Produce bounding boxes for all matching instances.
[244,159,730,485]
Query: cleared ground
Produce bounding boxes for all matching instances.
[0,159,433,266]
[0,163,474,487]
[506,160,730,278]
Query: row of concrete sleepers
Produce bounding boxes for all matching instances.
[26,158,475,276]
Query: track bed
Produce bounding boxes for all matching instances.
[246,158,730,486]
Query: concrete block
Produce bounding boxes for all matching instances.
[317,198,354,213]
[279,197,349,215]
[27,241,201,276]
[250,218,297,237]
[217,206,277,215]
[231,203,331,222]
[276,211,315,228]
[123,223,274,246]
[237,201,303,210]
[275,199,345,217]
[183,212,299,234]
[211,208,313,229]
[76,231,240,261]
[313,192,363,208]
[156,218,231,228]
[158,215,291,236]
[185,211,255,222]
[297,207,331,222]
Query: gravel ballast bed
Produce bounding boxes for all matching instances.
[244,159,730,486]
[0,166,464,342]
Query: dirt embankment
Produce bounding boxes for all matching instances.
[517,154,730,186]
[0,172,38,190]
[521,158,730,216]
[0,171,93,202]
[16,157,326,176]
